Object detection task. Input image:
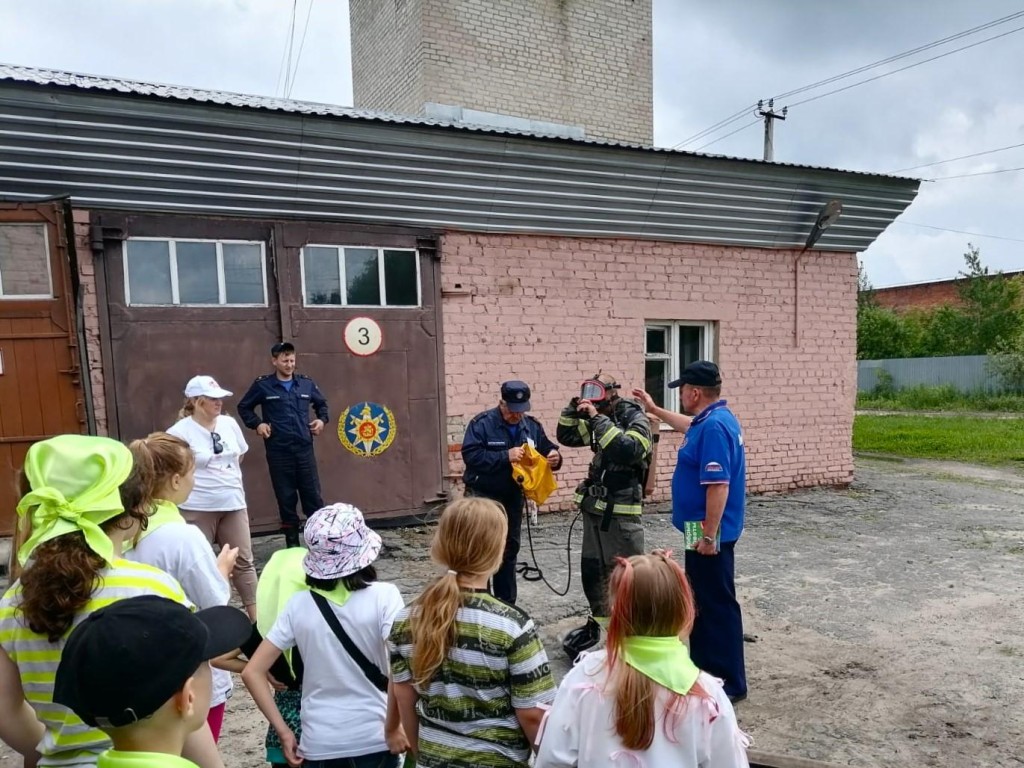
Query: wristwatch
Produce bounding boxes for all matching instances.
[701,536,716,546]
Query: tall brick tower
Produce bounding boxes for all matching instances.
[348,0,653,146]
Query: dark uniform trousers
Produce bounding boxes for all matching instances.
[467,488,524,605]
[685,540,747,699]
[267,447,323,529]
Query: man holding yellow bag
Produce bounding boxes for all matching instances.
[461,381,562,604]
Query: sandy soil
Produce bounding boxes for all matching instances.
[4,456,1024,767]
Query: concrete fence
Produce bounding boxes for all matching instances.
[857,355,1005,393]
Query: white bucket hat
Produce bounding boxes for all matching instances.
[303,503,382,580]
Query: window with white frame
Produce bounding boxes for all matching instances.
[644,322,716,413]
[301,246,420,307]
[123,239,267,306]
[0,224,53,299]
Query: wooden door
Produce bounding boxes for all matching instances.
[0,202,85,535]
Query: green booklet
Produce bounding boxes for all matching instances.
[681,521,720,550]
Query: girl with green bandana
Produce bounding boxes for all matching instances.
[534,552,750,768]
[242,503,407,768]
[0,434,225,768]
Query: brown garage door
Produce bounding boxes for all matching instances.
[0,202,86,535]
[96,214,445,532]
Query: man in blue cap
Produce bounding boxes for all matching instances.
[640,359,747,703]
[461,381,562,604]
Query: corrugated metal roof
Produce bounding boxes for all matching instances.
[0,63,913,180]
[0,63,921,251]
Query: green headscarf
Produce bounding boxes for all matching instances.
[256,547,350,673]
[16,435,134,566]
[256,549,351,636]
[619,636,701,696]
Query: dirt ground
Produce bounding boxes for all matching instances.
[4,456,1024,767]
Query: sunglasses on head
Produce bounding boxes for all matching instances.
[212,432,224,455]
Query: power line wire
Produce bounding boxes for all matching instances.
[692,119,761,153]
[892,142,1024,173]
[895,220,1024,244]
[929,165,1024,181]
[278,0,299,98]
[273,0,298,96]
[787,23,1024,109]
[286,0,315,98]
[671,10,1024,152]
[672,104,758,149]
[773,9,1024,102]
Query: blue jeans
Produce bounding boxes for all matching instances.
[302,752,400,768]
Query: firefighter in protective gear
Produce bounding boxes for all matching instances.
[557,373,653,662]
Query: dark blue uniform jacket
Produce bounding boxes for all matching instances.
[461,407,557,498]
[237,373,329,453]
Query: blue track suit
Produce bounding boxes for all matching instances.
[238,373,329,529]
[461,407,558,604]
[672,399,747,699]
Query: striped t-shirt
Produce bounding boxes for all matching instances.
[0,559,188,767]
[388,589,556,768]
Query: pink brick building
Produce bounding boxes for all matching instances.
[0,63,918,533]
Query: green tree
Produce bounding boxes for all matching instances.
[956,245,1024,354]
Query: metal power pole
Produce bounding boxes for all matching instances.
[757,99,788,162]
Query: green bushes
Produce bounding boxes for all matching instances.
[858,247,1023,361]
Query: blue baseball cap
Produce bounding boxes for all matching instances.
[500,380,532,412]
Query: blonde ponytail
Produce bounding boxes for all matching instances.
[409,497,507,687]
[178,397,197,420]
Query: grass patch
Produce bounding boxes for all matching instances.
[856,385,1024,413]
[853,415,1024,464]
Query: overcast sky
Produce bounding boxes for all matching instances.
[1,0,1022,288]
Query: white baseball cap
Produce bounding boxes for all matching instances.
[184,375,233,399]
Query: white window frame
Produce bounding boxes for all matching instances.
[0,223,54,300]
[300,245,422,308]
[644,321,716,419]
[122,238,268,307]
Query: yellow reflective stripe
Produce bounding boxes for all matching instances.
[558,416,578,427]
[577,422,590,441]
[599,426,622,448]
[613,504,643,515]
[625,429,651,454]
[592,500,643,515]
[9,649,61,664]
[572,492,585,504]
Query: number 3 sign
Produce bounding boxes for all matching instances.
[344,317,383,357]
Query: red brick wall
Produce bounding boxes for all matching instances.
[72,210,107,435]
[440,233,858,507]
[870,271,1024,312]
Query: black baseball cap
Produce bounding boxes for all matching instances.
[500,380,531,412]
[271,341,295,357]
[668,360,722,389]
[54,596,252,728]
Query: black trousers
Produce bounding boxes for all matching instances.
[266,447,323,529]
[685,540,747,698]
[467,488,523,604]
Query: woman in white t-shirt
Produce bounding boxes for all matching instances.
[168,374,258,620]
[242,503,409,768]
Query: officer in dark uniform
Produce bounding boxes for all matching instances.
[461,380,562,604]
[238,341,329,547]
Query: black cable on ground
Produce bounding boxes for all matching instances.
[516,508,581,597]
